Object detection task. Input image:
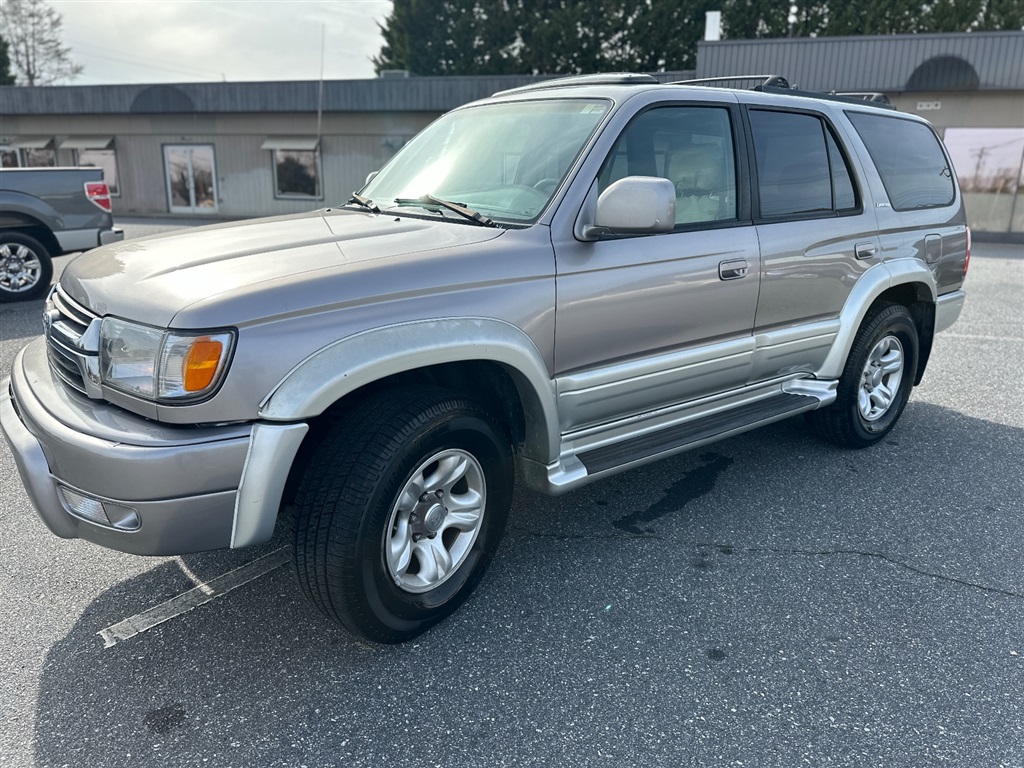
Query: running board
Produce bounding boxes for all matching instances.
[579,392,815,474]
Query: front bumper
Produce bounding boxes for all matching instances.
[0,338,288,556]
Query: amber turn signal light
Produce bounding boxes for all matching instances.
[183,338,224,392]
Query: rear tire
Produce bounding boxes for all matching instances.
[0,231,53,302]
[807,303,919,448]
[291,387,513,643]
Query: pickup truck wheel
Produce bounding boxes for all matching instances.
[808,303,918,448]
[291,388,513,643]
[0,232,53,302]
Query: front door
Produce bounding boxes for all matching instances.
[164,145,218,214]
[552,104,760,432]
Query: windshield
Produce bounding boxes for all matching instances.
[361,98,610,224]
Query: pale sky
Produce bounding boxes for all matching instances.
[51,0,393,85]
[944,128,1024,185]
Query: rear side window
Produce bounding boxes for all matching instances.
[847,112,955,211]
[748,109,860,219]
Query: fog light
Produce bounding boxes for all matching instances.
[59,487,141,531]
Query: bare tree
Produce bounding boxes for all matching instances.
[0,0,82,86]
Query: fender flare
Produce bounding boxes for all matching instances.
[0,191,61,232]
[258,317,560,463]
[817,259,937,379]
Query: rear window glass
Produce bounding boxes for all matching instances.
[748,109,860,219]
[847,112,955,211]
[749,110,832,217]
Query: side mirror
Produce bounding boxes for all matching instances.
[582,176,676,239]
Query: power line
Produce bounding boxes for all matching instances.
[67,38,225,80]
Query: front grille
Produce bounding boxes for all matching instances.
[44,286,100,396]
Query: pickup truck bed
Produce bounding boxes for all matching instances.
[0,167,123,301]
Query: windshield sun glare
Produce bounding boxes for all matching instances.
[362,99,610,224]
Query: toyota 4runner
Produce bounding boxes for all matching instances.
[1,74,968,643]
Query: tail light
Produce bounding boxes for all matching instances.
[84,181,112,212]
[963,226,971,277]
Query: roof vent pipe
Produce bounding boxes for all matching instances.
[705,11,722,42]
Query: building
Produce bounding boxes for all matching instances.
[0,75,543,219]
[0,72,691,221]
[698,31,1024,240]
[1,30,1021,238]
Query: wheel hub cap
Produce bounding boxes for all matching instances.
[857,334,904,422]
[411,491,448,537]
[383,449,487,594]
[0,244,41,292]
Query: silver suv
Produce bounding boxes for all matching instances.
[1,74,968,643]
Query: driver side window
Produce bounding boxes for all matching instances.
[599,106,738,226]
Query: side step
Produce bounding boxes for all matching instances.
[578,392,816,475]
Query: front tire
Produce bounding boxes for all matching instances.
[291,387,513,643]
[808,303,919,448]
[0,231,53,302]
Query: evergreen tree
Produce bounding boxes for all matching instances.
[977,0,1024,30]
[373,0,1024,77]
[925,0,985,32]
[0,36,17,85]
[825,0,926,35]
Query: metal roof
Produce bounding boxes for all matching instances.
[0,71,694,116]
[697,31,1024,93]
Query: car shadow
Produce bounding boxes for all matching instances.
[31,402,1024,767]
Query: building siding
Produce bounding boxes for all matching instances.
[697,31,1024,92]
[0,71,695,117]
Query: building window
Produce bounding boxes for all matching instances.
[274,149,321,198]
[60,138,119,195]
[5,138,56,167]
[262,137,322,199]
[0,146,19,167]
[76,148,120,195]
[23,147,56,167]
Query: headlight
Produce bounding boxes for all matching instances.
[99,317,235,402]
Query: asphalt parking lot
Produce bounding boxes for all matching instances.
[1,227,1021,767]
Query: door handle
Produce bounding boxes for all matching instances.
[719,259,748,280]
[855,242,877,260]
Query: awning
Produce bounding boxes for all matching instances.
[261,136,319,151]
[11,136,54,149]
[58,136,114,150]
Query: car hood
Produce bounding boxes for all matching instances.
[60,209,505,328]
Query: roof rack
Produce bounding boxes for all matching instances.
[829,91,893,105]
[760,85,896,109]
[671,74,896,110]
[490,71,897,110]
[493,73,658,97]
[671,74,792,90]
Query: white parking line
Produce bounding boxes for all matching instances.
[98,547,290,648]
[943,333,1024,342]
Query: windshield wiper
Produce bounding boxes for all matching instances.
[346,192,381,213]
[392,194,498,228]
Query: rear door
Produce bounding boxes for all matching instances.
[745,105,880,382]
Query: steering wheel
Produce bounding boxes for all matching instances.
[532,178,560,195]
